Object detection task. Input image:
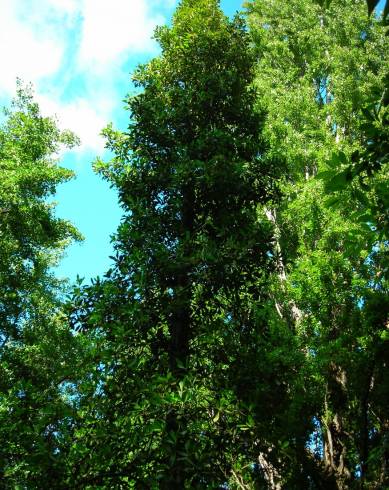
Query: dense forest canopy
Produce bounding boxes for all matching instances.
[0,0,388,488]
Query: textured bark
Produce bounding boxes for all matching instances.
[360,362,375,482]
[258,451,282,489]
[265,208,303,326]
[323,365,352,490]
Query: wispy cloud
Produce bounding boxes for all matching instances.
[0,1,64,94]
[0,0,177,154]
[78,0,163,68]
[37,94,109,154]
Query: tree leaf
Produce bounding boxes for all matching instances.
[325,168,352,192]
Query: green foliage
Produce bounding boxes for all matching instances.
[0,83,84,488]
[246,0,389,486]
[0,82,81,338]
[314,0,389,19]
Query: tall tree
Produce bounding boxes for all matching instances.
[68,1,299,487]
[246,0,389,487]
[0,84,84,488]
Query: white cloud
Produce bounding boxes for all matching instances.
[78,0,164,68]
[48,0,79,15]
[0,0,177,153]
[0,1,64,94]
[37,94,108,154]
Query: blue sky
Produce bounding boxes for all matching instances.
[0,0,243,283]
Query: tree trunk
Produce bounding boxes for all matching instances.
[322,366,352,489]
[165,183,194,487]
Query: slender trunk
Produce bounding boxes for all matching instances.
[168,182,194,373]
[258,451,282,489]
[265,208,303,326]
[168,269,191,374]
[301,447,338,489]
[322,366,352,489]
[360,363,374,482]
[165,182,194,487]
